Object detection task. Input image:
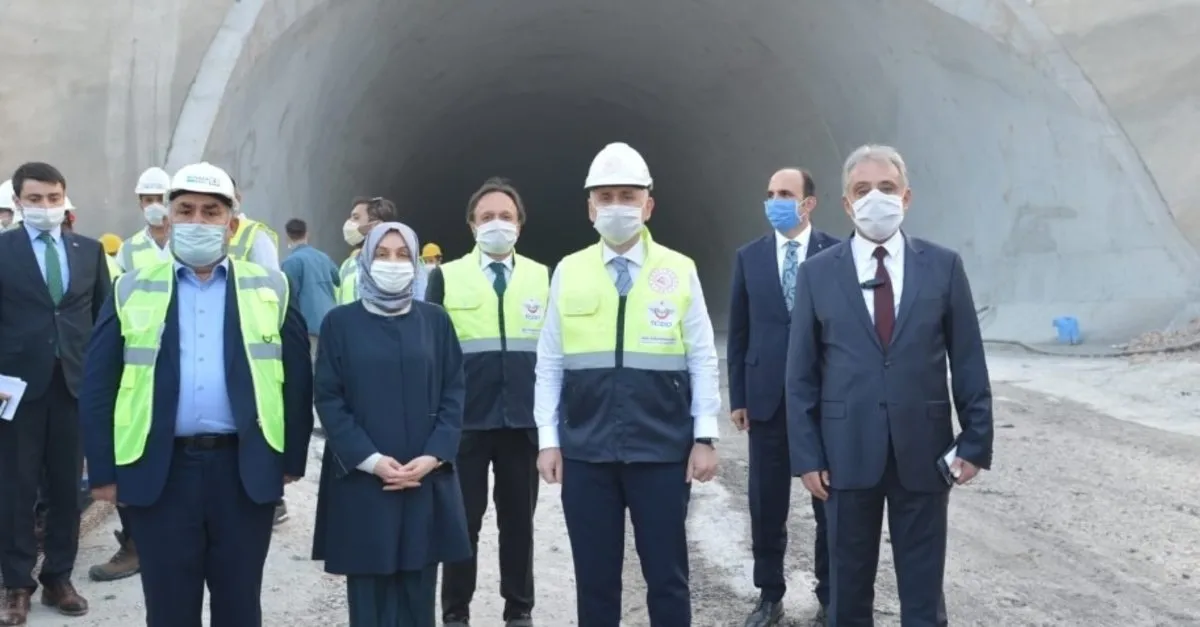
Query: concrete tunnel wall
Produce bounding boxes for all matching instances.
[4,0,1198,344]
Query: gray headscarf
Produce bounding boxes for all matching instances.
[357,221,421,314]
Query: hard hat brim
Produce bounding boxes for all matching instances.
[169,189,235,207]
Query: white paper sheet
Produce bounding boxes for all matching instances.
[0,375,29,421]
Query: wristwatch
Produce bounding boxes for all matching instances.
[695,438,715,448]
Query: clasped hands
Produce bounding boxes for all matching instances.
[372,455,440,491]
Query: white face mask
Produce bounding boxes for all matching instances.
[343,220,365,246]
[370,260,414,294]
[851,189,905,241]
[21,204,66,231]
[475,219,519,255]
[143,203,168,227]
[593,204,644,246]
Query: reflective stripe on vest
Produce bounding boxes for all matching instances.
[228,219,279,261]
[441,249,548,354]
[557,231,693,371]
[118,230,165,272]
[112,260,289,465]
[338,255,359,304]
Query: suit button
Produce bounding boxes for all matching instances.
[884,361,892,368]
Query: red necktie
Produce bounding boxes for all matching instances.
[873,246,895,346]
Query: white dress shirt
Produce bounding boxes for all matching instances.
[774,225,812,280]
[533,238,722,450]
[850,231,905,321]
[480,251,514,282]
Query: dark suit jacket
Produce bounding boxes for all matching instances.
[79,263,314,507]
[727,229,839,422]
[786,235,993,493]
[0,227,110,399]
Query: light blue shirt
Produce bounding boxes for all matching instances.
[174,260,237,436]
[24,222,70,289]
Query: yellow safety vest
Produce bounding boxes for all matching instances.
[105,255,123,282]
[117,230,167,272]
[441,249,548,354]
[112,260,289,465]
[228,218,279,261]
[558,231,692,371]
[337,252,360,304]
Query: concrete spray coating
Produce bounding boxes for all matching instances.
[2,0,1198,345]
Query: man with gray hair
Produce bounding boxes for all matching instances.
[785,144,994,625]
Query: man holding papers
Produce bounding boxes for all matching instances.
[0,162,111,624]
[785,145,994,626]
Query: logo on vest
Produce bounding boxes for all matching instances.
[648,268,680,294]
[523,298,543,321]
[647,300,678,330]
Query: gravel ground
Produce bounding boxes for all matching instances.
[42,351,1200,626]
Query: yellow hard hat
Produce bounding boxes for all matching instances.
[421,242,442,258]
[99,233,122,256]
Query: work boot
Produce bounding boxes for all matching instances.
[40,580,88,617]
[88,530,140,581]
[0,589,31,625]
[273,500,289,526]
[744,597,784,627]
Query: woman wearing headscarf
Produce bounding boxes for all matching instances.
[312,222,470,626]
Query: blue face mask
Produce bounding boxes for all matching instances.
[764,198,803,232]
[171,223,229,267]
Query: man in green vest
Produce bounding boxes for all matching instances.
[226,177,281,271]
[78,161,314,627]
[116,167,173,273]
[533,142,722,626]
[427,178,547,627]
[337,196,403,305]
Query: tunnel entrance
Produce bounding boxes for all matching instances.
[200,0,1198,341]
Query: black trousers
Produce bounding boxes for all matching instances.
[441,428,538,621]
[0,364,81,589]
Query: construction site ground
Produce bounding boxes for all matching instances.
[23,348,1200,626]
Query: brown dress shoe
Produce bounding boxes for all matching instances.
[0,588,31,626]
[40,580,88,616]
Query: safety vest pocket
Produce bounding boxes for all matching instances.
[561,293,600,317]
[443,293,483,311]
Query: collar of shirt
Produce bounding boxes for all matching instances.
[478,251,514,272]
[144,228,170,251]
[24,222,62,243]
[774,224,812,252]
[175,258,230,286]
[601,237,645,268]
[850,229,904,261]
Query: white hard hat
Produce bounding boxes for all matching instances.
[135,167,171,195]
[170,162,235,203]
[584,142,653,190]
[0,180,13,210]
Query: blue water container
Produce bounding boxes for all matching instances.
[1052,316,1081,345]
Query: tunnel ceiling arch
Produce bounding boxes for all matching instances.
[189,0,1199,344]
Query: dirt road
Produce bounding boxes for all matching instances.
[52,351,1200,626]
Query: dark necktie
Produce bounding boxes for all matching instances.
[782,240,800,311]
[39,232,64,305]
[872,246,895,346]
[489,262,507,296]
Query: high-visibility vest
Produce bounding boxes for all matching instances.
[555,229,696,463]
[440,249,548,354]
[111,260,289,465]
[337,252,360,304]
[105,255,123,282]
[117,230,168,272]
[228,218,279,261]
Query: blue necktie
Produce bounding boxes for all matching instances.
[611,257,632,296]
[782,240,800,311]
[489,262,507,296]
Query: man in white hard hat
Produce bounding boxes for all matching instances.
[0,180,17,231]
[533,142,721,626]
[227,177,281,272]
[78,161,313,627]
[115,167,173,274]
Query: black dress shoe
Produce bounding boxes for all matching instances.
[743,598,784,627]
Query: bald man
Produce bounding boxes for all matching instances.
[727,168,840,627]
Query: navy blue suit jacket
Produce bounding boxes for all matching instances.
[785,235,994,493]
[80,264,314,507]
[727,229,839,422]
